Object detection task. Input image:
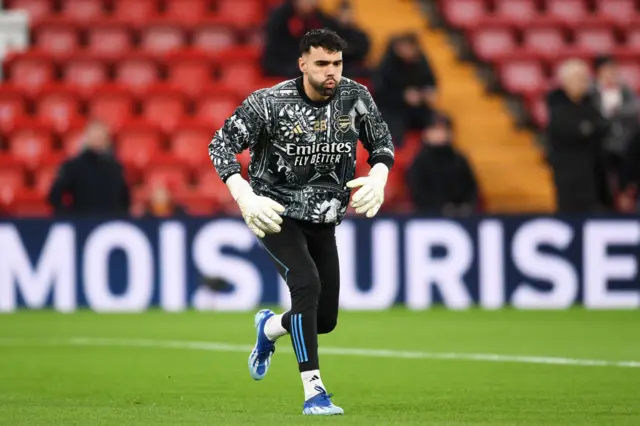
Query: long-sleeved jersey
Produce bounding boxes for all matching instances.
[208,76,395,225]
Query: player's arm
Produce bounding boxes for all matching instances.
[208,92,285,238]
[346,89,395,218]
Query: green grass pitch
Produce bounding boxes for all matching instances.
[0,308,639,425]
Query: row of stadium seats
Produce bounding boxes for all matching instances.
[442,0,640,29]
[3,48,265,96]
[439,0,640,128]
[0,81,244,133]
[7,0,279,25]
[24,17,264,57]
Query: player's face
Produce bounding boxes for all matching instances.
[300,47,343,98]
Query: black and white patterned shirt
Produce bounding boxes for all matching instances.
[208,76,395,225]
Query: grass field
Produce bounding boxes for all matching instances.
[0,308,639,425]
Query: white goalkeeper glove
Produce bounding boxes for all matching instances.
[226,174,285,238]
[346,163,389,218]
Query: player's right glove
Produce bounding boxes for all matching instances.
[226,174,285,238]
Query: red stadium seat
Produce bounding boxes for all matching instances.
[529,96,549,128]
[87,84,134,132]
[86,22,133,59]
[7,118,54,167]
[574,25,616,53]
[62,53,108,95]
[192,20,238,53]
[140,20,186,55]
[493,0,539,23]
[626,27,640,47]
[0,162,26,202]
[141,84,188,133]
[34,163,59,196]
[36,84,81,132]
[115,53,160,94]
[166,50,215,97]
[522,25,567,59]
[499,60,547,96]
[116,121,163,168]
[545,0,588,24]
[195,87,239,130]
[195,167,235,206]
[0,85,27,132]
[469,26,516,62]
[171,120,215,167]
[165,0,213,24]
[5,51,55,95]
[144,159,189,192]
[33,18,80,57]
[595,0,636,24]
[60,0,104,21]
[216,0,263,27]
[439,0,486,29]
[112,0,160,23]
[8,0,53,23]
[6,191,52,217]
[617,62,640,92]
[219,61,261,94]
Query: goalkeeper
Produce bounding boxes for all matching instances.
[208,29,395,416]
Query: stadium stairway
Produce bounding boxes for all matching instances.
[321,0,555,213]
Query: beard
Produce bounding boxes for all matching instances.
[309,76,338,97]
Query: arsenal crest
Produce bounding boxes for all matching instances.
[337,115,352,132]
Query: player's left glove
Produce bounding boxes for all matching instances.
[346,163,389,218]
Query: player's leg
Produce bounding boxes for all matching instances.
[247,216,308,381]
[306,224,340,335]
[257,218,324,380]
[297,222,343,415]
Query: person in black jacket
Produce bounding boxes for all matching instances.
[545,59,612,213]
[333,1,370,78]
[261,0,339,79]
[373,33,438,147]
[48,120,130,216]
[406,113,478,216]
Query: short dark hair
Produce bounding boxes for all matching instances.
[299,28,348,55]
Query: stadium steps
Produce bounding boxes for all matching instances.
[321,0,555,213]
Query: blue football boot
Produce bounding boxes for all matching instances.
[248,309,276,380]
[302,386,344,415]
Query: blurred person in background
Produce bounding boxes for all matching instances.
[406,113,478,216]
[618,129,640,212]
[546,59,612,214]
[143,184,185,218]
[332,1,371,78]
[47,120,130,216]
[262,0,339,78]
[590,55,640,190]
[373,33,438,147]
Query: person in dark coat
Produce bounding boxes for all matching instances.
[48,120,130,216]
[333,1,371,79]
[261,0,339,79]
[545,59,612,214]
[406,113,479,216]
[618,129,640,212]
[373,33,438,147]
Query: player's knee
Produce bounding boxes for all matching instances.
[289,270,321,306]
[317,315,337,334]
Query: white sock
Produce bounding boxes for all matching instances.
[264,314,287,341]
[301,369,326,401]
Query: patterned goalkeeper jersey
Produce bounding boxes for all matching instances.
[208,76,395,225]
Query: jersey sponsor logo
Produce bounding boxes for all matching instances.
[285,141,351,167]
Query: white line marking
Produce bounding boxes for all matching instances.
[1,337,639,369]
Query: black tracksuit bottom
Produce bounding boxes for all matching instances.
[260,216,340,372]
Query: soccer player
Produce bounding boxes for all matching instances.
[208,28,394,416]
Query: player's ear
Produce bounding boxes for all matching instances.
[298,56,306,73]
